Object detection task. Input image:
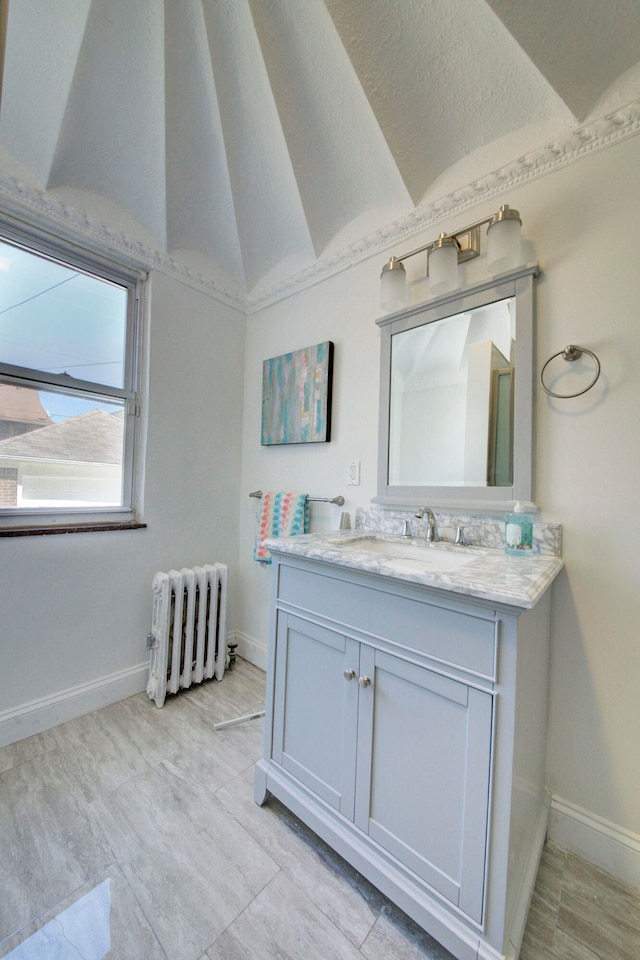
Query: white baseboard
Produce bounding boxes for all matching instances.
[502,789,551,960]
[549,795,640,890]
[0,662,149,748]
[234,630,267,672]
[4,650,637,898]
[0,633,264,749]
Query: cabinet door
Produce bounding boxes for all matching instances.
[354,647,492,923]
[272,613,359,817]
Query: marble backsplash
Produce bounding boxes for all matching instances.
[355,505,562,557]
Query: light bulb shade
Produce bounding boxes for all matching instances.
[380,257,407,312]
[487,205,522,275]
[428,236,459,295]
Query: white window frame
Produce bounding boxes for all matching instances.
[0,218,147,532]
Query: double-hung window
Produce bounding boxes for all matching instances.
[0,222,145,531]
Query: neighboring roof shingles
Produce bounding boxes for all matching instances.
[0,384,52,428]
[0,409,123,464]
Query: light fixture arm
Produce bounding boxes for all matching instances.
[380,204,523,311]
[392,211,499,267]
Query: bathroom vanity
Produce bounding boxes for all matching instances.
[254,530,563,960]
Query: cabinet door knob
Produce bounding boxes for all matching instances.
[343,668,356,681]
[358,676,371,688]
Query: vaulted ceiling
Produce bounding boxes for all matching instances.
[1,0,639,310]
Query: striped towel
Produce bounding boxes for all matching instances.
[254,492,310,563]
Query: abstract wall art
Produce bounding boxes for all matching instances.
[261,341,334,445]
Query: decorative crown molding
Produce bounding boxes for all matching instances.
[0,173,246,311]
[1,98,639,314]
[245,98,640,311]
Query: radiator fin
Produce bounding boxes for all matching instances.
[147,563,228,708]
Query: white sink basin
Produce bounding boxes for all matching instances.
[330,537,477,573]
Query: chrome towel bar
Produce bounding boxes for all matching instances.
[249,490,345,506]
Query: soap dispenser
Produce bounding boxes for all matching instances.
[504,502,533,556]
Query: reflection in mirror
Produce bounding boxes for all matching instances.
[389,298,514,487]
[376,265,538,509]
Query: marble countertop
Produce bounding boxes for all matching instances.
[263,530,564,609]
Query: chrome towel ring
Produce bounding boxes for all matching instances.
[539,344,601,399]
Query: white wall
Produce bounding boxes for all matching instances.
[530,138,640,881]
[237,257,382,666]
[238,135,640,883]
[1,130,638,888]
[0,270,245,743]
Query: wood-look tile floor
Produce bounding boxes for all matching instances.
[1,658,638,959]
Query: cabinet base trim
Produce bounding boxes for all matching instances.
[498,789,550,960]
[256,760,483,960]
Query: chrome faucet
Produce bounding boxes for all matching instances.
[415,507,439,542]
[454,524,468,545]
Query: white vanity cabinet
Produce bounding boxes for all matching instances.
[255,552,554,960]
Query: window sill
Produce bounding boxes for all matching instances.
[0,521,147,538]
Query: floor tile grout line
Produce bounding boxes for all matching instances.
[111,737,281,959]
[279,854,379,953]
[200,862,287,958]
[0,660,266,954]
[4,660,640,960]
[107,857,174,960]
[207,764,381,954]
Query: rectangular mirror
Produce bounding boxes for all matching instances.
[376,264,539,509]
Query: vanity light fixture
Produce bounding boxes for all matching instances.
[428,233,460,296]
[380,203,523,311]
[486,204,522,275]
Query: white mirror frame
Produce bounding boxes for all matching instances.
[375,263,539,510]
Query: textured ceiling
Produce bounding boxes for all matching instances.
[1,0,639,309]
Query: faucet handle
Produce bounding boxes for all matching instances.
[401,519,411,538]
[454,524,468,546]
